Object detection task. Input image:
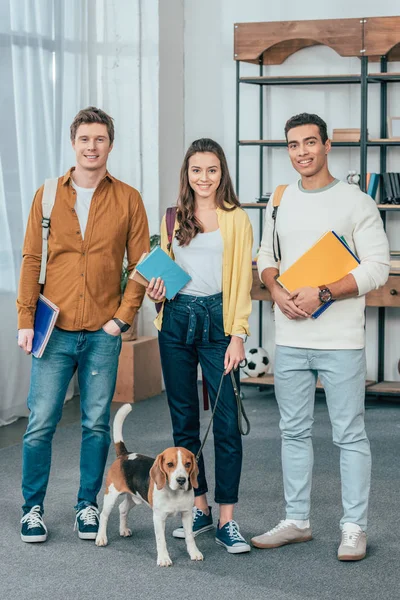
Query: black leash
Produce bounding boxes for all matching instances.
[196,365,250,463]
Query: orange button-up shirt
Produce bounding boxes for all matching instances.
[17,168,150,331]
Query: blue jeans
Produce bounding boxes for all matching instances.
[22,327,122,513]
[158,293,242,505]
[274,345,371,530]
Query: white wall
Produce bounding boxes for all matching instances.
[159,0,185,217]
[183,0,400,381]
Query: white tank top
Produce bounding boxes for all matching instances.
[172,229,223,296]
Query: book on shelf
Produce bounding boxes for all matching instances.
[32,294,60,358]
[382,172,400,204]
[366,173,379,199]
[390,173,400,200]
[277,231,360,319]
[130,246,191,300]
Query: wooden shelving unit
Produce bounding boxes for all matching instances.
[234,16,400,398]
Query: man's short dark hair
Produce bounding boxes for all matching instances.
[284,113,328,144]
[70,107,114,144]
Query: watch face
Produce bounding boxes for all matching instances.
[319,288,332,303]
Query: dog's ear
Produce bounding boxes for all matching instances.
[189,458,199,489]
[150,453,167,490]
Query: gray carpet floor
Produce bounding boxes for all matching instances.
[1,387,399,600]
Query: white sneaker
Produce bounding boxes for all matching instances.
[251,519,312,549]
[338,523,367,561]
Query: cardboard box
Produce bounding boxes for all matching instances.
[114,336,162,403]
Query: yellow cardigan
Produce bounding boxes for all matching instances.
[154,205,253,337]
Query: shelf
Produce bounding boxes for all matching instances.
[239,74,361,86]
[366,381,400,395]
[239,139,400,147]
[377,204,400,211]
[241,202,269,208]
[241,375,376,390]
[368,72,400,82]
[368,139,400,146]
[239,140,361,147]
[238,73,400,87]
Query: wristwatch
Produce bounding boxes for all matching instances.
[112,318,130,333]
[318,286,333,304]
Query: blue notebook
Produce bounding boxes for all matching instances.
[132,246,191,300]
[32,294,60,358]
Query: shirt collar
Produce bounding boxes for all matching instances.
[62,167,115,186]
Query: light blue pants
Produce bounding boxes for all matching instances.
[274,345,371,530]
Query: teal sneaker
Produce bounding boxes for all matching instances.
[215,520,251,554]
[74,503,100,540]
[21,505,48,543]
[172,506,214,539]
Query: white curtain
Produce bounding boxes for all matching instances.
[0,0,159,425]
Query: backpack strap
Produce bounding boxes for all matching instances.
[165,206,177,250]
[38,178,59,285]
[271,184,288,263]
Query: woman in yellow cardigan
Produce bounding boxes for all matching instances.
[147,138,253,554]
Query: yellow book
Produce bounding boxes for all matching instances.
[277,231,360,318]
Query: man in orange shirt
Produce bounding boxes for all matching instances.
[17,107,149,543]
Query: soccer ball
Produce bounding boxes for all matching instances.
[243,347,270,378]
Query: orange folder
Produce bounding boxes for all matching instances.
[277,231,359,292]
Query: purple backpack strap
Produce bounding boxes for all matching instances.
[166,206,177,249]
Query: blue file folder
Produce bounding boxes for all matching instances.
[32,294,60,358]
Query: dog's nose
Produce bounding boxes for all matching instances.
[176,477,187,486]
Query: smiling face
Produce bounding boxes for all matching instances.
[287,124,331,178]
[72,123,113,173]
[187,152,221,203]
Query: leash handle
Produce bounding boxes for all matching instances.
[230,370,251,437]
[195,366,250,463]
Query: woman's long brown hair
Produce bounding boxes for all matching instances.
[175,138,240,246]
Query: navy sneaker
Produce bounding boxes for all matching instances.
[172,506,214,538]
[74,503,100,540]
[215,520,251,554]
[21,505,48,543]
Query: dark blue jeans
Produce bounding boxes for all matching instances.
[158,292,242,504]
[22,327,122,513]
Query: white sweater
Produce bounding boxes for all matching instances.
[257,180,390,349]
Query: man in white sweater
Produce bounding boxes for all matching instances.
[251,113,390,561]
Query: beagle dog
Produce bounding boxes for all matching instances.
[95,404,203,566]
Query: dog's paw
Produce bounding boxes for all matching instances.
[157,553,173,567]
[189,550,204,561]
[119,528,132,538]
[95,534,108,547]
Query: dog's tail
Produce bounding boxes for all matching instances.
[113,404,132,457]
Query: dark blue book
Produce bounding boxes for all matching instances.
[132,246,191,300]
[32,294,60,358]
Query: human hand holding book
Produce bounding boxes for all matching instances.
[130,246,191,300]
[288,286,321,316]
[271,281,310,320]
[146,277,167,302]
